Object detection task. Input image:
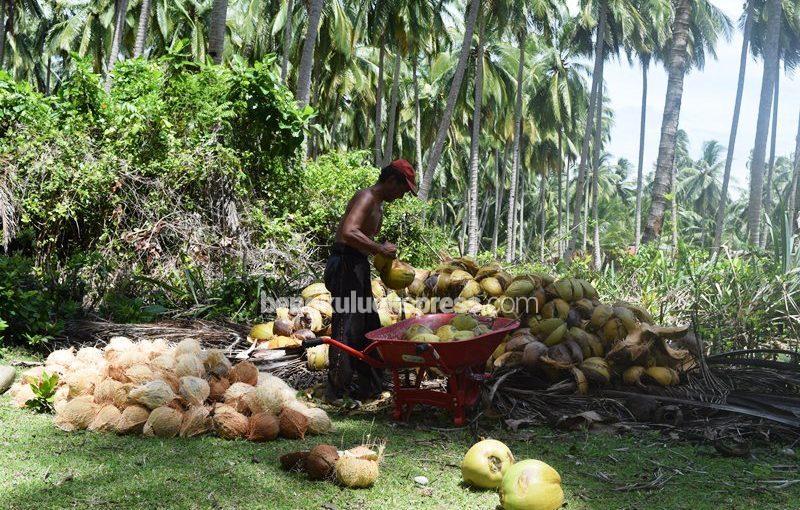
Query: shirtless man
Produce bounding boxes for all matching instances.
[323,159,417,402]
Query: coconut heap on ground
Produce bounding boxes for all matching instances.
[250,256,694,394]
[8,337,331,440]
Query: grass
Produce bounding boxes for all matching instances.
[1,348,799,510]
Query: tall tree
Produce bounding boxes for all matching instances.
[133,0,151,57]
[281,0,294,82]
[467,20,486,256]
[505,31,526,262]
[762,70,780,248]
[0,0,6,67]
[418,0,480,200]
[787,109,800,238]
[747,0,782,246]
[591,78,604,268]
[374,43,385,166]
[713,2,754,253]
[105,0,129,91]
[208,0,228,64]
[382,51,402,166]
[296,0,325,106]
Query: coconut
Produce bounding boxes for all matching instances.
[179,406,212,438]
[9,382,35,408]
[0,365,15,395]
[143,406,183,438]
[229,361,258,386]
[128,380,176,410]
[301,282,330,302]
[174,354,205,379]
[88,404,122,432]
[335,457,380,488]
[124,364,155,385]
[174,338,202,358]
[213,408,249,439]
[307,344,329,371]
[107,349,149,371]
[307,444,339,480]
[307,299,333,320]
[247,383,296,415]
[54,397,99,432]
[64,367,102,397]
[250,323,275,342]
[203,350,232,377]
[149,353,176,372]
[304,407,333,435]
[451,313,479,331]
[380,259,415,290]
[522,341,548,368]
[499,459,564,510]
[294,306,324,333]
[480,277,504,297]
[461,439,515,489]
[279,406,308,439]
[46,348,75,368]
[115,405,151,435]
[342,445,379,461]
[94,378,130,408]
[209,376,230,402]
[274,319,294,337]
[105,336,135,353]
[76,347,104,365]
[247,412,279,442]
[280,451,309,472]
[224,382,255,414]
[179,376,210,406]
[21,366,45,384]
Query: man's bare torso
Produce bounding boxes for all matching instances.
[335,188,383,248]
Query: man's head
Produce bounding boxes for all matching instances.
[378,159,418,201]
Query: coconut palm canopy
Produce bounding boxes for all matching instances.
[2,0,800,262]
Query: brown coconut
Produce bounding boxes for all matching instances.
[306,444,339,480]
[279,406,308,439]
[279,451,309,472]
[213,408,249,439]
[209,375,230,402]
[115,405,151,434]
[179,376,210,406]
[143,406,183,438]
[128,380,176,409]
[224,382,255,414]
[203,349,232,377]
[87,404,122,432]
[54,397,99,432]
[228,361,258,386]
[247,412,280,442]
[174,354,205,378]
[180,406,212,438]
[94,378,130,408]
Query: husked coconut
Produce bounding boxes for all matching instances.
[246,385,296,415]
[174,354,205,378]
[105,336,134,353]
[179,376,210,406]
[115,405,150,434]
[208,376,230,402]
[149,353,176,372]
[307,444,339,480]
[224,382,255,414]
[128,380,176,409]
[94,378,130,408]
[180,406,212,438]
[143,406,183,438]
[213,408,249,439]
[88,405,122,432]
[76,347,104,365]
[247,412,279,442]
[9,382,35,408]
[64,367,102,397]
[228,361,258,386]
[46,348,75,368]
[203,350,232,377]
[279,406,308,439]
[335,457,380,488]
[124,364,155,384]
[174,338,202,358]
[54,397,99,432]
[21,366,45,384]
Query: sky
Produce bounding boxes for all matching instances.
[595,0,800,198]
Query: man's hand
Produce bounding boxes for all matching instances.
[378,241,397,258]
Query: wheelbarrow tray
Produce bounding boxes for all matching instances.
[319,313,519,426]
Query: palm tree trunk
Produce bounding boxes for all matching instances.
[280,0,294,83]
[762,71,780,248]
[105,0,130,91]
[505,33,525,262]
[642,0,692,243]
[383,52,402,166]
[45,57,51,95]
[582,176,589,252]
[413,56,422,169]
[557,132,563,255]
[592,81,604,269]
[208,0,228,65]
[374,43,386,166]
[634,57,649,251]
[0,0,6,68]
[566,0,605,258]
[713,4,753,253]
[492,147,504,256]
[418,0,480,200]
[786,109,800,238]
[565,156,570,249]
[671,161,678,254]
[296,0,324,106]
[467,22,485,256]
[133,0,151,57]
[539,171,546,262]
[747,0,782,246]
[518,171,525,258]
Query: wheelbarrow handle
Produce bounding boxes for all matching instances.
[306,336,386,369]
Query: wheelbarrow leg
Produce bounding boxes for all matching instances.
[391,369,404,421]
[449,374,466,427]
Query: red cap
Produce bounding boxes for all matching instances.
[388,159,418,195]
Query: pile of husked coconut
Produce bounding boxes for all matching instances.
[8,337,331,440]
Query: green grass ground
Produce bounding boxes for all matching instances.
[1,349,799,510]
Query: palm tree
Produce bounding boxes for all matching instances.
[281,0,295,82]
[0,0,7,67]
[787,109,800,238]
[505,30,527,262]
[746,0,782,246]
[208,0,228,64]
[643,0,730,242]
[296,0,325,107]
[467,19,486,256]
[713,1,755,253]
[105,0,129,90]
[417,0,480,201]
[133,0,152,57]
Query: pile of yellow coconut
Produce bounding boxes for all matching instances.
[8,337,331,441]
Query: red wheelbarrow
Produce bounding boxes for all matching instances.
[305,314,519,426]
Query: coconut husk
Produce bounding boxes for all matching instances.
[280,451,309,472]
[180,406,212,438]
[54,397,99,432]
[279,406,308,439]
[213,408,249,439]
[115,405,150,434]
[203,349,232,377]
[229,361,259,386]
[307,444,339,480]
[224,382,255,414]
[335,457,380,488]
[208,375,230,402]
[179,376,210,406]
[87,404,122,432]
[247,412,279,442]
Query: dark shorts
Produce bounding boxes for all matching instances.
[323,243,384,400]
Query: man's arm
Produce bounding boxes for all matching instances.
[341,192,396,257]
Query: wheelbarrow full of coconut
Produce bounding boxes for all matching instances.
[303,313,519,426]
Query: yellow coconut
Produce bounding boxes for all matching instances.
[480,277,504,297]
[461,439,515,489]
[380,259,415,290]
[499,459,563,510]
